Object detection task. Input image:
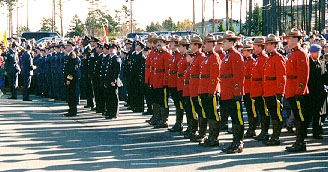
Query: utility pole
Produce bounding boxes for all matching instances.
[53,0,56,32]
[59,0,63,36]
[226,0,229,30]
[130,0,133,33]
[27,0,29,30]
[202,0,204,34]
[213,0,215,33]
[193,0,196,31]
[240,0,242,34]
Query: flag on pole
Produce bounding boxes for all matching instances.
[4,31,7,47]
[106,26,109,37]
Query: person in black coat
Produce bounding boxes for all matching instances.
[21,44,36,101]
[5,42,21,99]
[64,42,80,117]
[103,43,122,119]
[305,44,328,139]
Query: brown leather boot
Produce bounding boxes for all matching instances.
[263,120,282,146]
[154,107,169,128]
[169,108,184,132]
[191,117,207,142]
[199,119,220,147]
[286,120,307,152]
[256,114,270,141]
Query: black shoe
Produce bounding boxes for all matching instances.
[225,142,243,154]
[199,139,220,147]
[222,142,235,152]
[8,97,17,100]
[286,126,294,133]
[23,99,32,101]
[84,105,91,108]
[105,115,117,119]
[154,122,168,128]
[91,107,96,111]
[190,134,205,142]
[244,130,256,138]
[255,133,269,141]
[168,123,183,132]
[142,111,153,115]
[285,142,306,152]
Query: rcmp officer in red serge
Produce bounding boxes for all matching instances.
[188,35,207,142]
[219,31,245,154]
[103,43,122,119]
[64,41,80,117]
[167,36,185,132]
[242,42,257,138]
[251,37,270,141]
[284,28,310,152]
[152,36,172,128]
[198,34,222,147]
[262,34,286,146]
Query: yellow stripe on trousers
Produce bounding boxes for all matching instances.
[251,98,257,118]
[164,88,168,108]
[213,96,220,121]
[262,97,269,117]
[276,98,283,122]
[179,101,184,110]
[296,100,305,121]
[198,96,206,118]
[236,101,244,125]
[190,97,197,120]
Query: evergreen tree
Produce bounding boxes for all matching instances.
[217,21,226,32]
[65,15,85,38]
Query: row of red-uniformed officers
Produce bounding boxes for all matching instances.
[143,28,310,154]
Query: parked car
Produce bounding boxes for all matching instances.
[211,32,225,37]
[126,32,150,40]
[22,31,60,41]
[171,31,199,37]
[155,31,173,37]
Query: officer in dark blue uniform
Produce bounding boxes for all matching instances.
[32,47,41,95]
[81,36,95,109]
[45,47,53,98]
[103,43,122,119]
[59,44,66,101]
[5,41,21,99]
[64,41,80,117]
[92,41,105,113]
[38,48,47,96]
[21,44,36,101]
[122,38,134,108]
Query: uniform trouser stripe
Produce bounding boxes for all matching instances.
[179,101,184,110]
[262,97,270,117]
[251,98,257,118]
[190,97,197,120]
[164,88,168,108]
[236,101,244,125]
[276,98,283,122]
[296,100,305,121]
[213,96,220,121]
[198,96,206,118]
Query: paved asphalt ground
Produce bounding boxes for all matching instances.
[0,94,327,172]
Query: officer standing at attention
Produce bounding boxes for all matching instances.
[103,43,122,119]
[262,34,286,146]
[284,28,310,152]
[219,31,245,154]
[64,42,80,117]
[5,42,21,99]
[21,44,36,101]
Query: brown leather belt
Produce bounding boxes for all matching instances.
[169,71,178,74]
[155,69,165,73]
[178,73,184,77]
[265,77,276,80]
[145,65,150,68]
[220,74,233,78]
[200,74,210,78]
[184,80,189,85]
[287,75,298,79]
[252,78,262,81]
[190,74,200,78]
[245,76,251,79]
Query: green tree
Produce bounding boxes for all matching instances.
[39,17,59,33]
[65,14,85,38]
[229,20,235,32]
[115,5,131,36]
[217,21,226,32]
[16,26,30,37]
[85,9,118,37]
[162,17,177,31]
[146,22,162,32]
[242,4,262,36]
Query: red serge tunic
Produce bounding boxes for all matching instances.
[263,50,286,97]
[250,52,269,98]
[220,48,244,100]
[149,50,159,86]
[285,46,309,98]
[168,51,183,88]
[189,51,206,98]
[183,64,191,97]
[243,56,255,94]
[177,55,188,92]
[198,50,221,94]
[145,49,156,84]
[152,50,170,89]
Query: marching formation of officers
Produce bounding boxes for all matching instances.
[3,28,327,154]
